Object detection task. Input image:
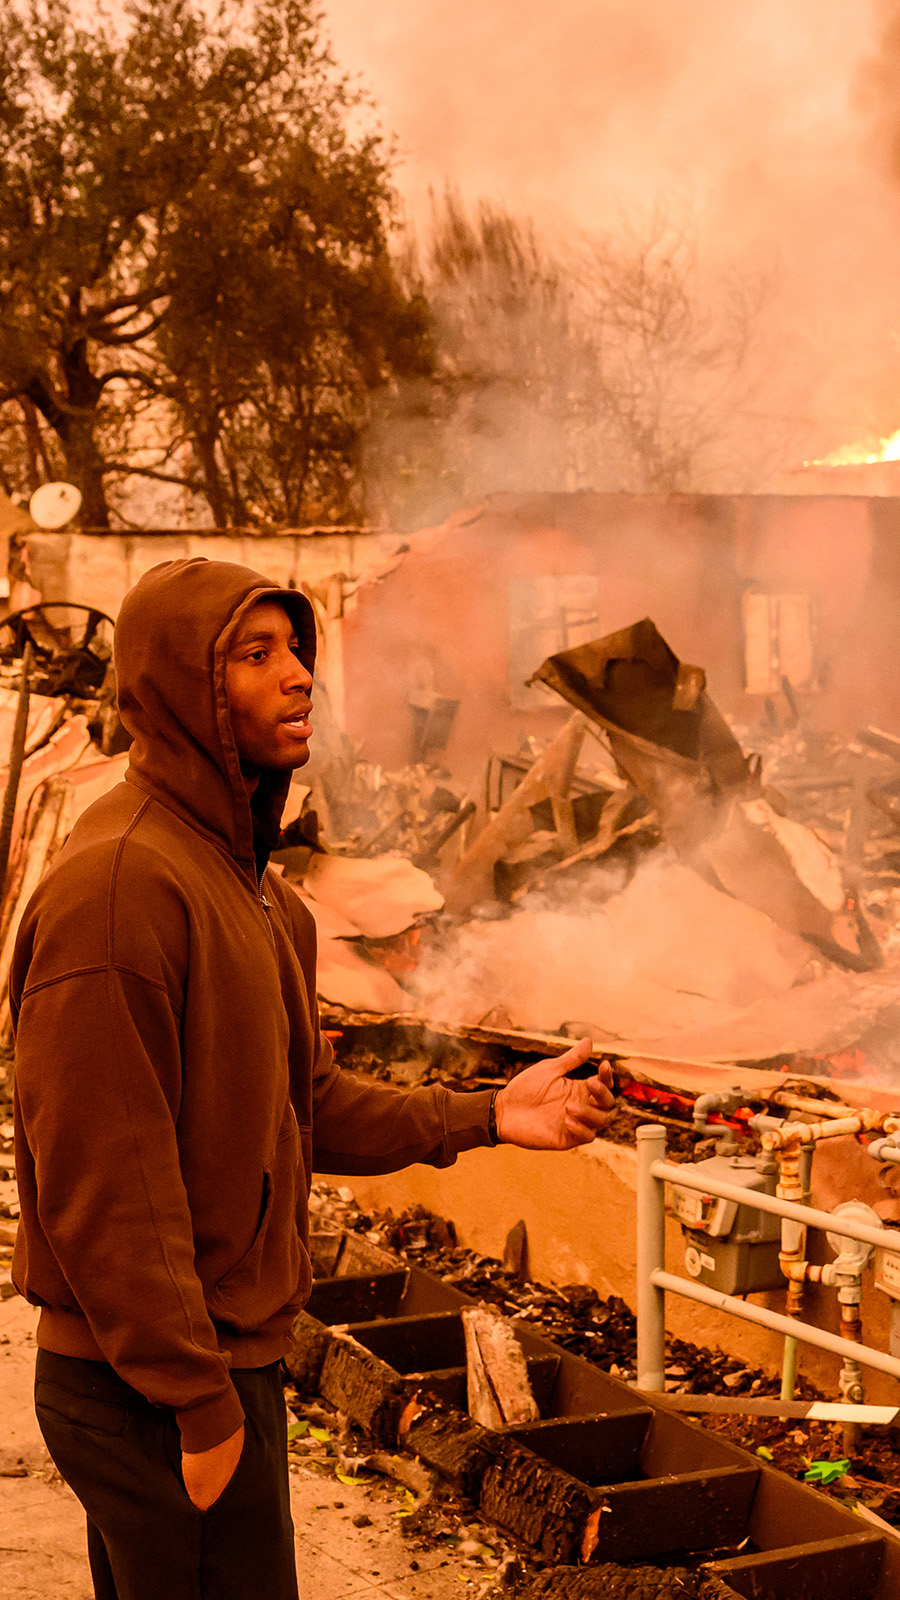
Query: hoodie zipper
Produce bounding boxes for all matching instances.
[254,872,276,946]
[258,892,276,951]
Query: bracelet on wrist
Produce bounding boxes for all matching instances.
[488,1088,500,1146]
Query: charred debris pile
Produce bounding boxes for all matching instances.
[272,620,900,1118]
[309,1181,820,1401]
[0,603,129,1056]
[304,1187,900,1544]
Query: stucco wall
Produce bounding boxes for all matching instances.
[325,1133,900,1406]
[24,529,400,623]
[340,491,886,781]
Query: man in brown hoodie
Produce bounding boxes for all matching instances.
[11,559,614,1600]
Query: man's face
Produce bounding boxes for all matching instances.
[225,600,313,782]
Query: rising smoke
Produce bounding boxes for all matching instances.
[324,0,900,508]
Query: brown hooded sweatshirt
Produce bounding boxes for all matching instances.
[11,559,494,1453]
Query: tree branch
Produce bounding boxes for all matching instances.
[84,284,170,324]
[96,367,166,394]
[101,462,198,489]
[89,311,170,347]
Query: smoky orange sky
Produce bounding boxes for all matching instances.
[321,0,900,462]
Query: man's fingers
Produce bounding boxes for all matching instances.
[563,1112,612,1145]
[566,1103,615,1133]
[545,1037,593,1076]
[571,1075,616,1110]
[595,1058,615,1090]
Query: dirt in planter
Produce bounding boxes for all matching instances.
[310,1185,900,1528]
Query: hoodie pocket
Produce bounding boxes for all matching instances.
[206,1116,303,1332]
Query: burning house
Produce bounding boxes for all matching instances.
[338,489,900,780]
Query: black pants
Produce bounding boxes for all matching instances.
[35,1350,299,1600]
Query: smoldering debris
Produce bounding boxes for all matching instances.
[273,850,444,1014]
[308,1184,823,1403]
[412,857,819,1042]
[284,617,900,1082]
[531,618,878,969]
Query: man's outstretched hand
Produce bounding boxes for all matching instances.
[494,1037,615,1150]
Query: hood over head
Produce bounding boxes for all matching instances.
[115,558,317,868]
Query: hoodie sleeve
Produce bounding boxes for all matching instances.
[312,1056,497,1175]
[12,867,244,1455]
[279,888,496,1173]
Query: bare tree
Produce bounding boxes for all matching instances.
[365,194,795,525]
[570,214,782,492]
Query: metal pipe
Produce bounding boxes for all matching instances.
[778,1144,807,1316]
[636,1124,667,1391]
[838,1278,865,1456]
[692,1089,743,1132]
[768,1091,856,1120]
[868,1137,900,1165]
[651,1270,900,1385]
[781,1334,799,1402]
[650,1159,900,1253]
[799,1144,813,1201]
[777,1142,807,1401]
[762,1115,875,1147]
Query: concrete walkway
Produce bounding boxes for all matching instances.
[0,1298,509,1600]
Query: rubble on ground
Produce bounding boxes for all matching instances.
[309,1186,900,1536]
[293,619,900,1084]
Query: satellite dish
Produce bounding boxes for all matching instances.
[28,481,83,530]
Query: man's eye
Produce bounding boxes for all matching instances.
[248,649,268,662]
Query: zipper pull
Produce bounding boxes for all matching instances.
[260,893,271,911]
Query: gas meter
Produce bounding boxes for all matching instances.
[668,1152,784,1295]
[875,1244,900,1359]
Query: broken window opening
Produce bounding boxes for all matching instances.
[741,591,814,696]
[508,575,601,710]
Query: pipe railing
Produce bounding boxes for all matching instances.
[636,1123,900,1392]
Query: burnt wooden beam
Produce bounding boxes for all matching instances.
[582,1463,759,1565]
[501,1410,652,1484]
[479,1434,600,1563]
[284,1309,332,1397]
[306,1269,408,1325]
[520,1568,745,1599]
[317,1332,416,1444]
[398,1394,501,1499]
[860,726,900,762]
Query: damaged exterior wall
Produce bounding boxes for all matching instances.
[341,491,899,782]
[22,526,401,727]
[23,528,401,618]
[20,490,900,772]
